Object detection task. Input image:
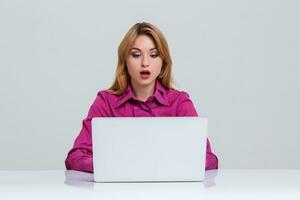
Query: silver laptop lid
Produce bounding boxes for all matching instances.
[92,117,208,182]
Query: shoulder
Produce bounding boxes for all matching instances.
[97,90,119,100]
[95,90,119,106]
[165,88,192,104]
[166,88,198,116]
[88,90,118,113]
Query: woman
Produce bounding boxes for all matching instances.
[65,22,218,173]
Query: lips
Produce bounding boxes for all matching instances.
[140,70,151,75]
[140,70,151,79]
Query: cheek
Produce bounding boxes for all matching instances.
[127,67,142,80]
[153,60,163,74]
[126,65,136,77]
[126,57,140,68]
[126,59,138,73]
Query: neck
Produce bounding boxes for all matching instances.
[130,80,156,102]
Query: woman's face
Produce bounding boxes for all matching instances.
[126,35,163,88]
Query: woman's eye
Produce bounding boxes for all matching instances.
[131,52,158,58]
[132,54,141,58]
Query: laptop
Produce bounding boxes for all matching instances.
[91,117,208,182]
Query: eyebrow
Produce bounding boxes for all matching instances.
[130,47,157,51]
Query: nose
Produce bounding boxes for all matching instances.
[142,55,149,67]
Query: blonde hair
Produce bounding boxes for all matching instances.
[106,22,174,95]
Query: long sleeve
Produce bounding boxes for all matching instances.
[176,91,219,170]
[65,92,111,173]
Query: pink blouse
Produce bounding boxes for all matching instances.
[65,80,218,173]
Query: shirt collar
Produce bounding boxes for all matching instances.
[115,79,169,108]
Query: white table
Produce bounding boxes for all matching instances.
[0,170,299,200]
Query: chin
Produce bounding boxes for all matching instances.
[135,78,156,86]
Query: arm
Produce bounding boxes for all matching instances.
[176,91,218,170]
[65,92,110,173]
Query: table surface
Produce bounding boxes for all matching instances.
[0,169,299,200]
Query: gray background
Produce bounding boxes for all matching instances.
[0,0,299,170]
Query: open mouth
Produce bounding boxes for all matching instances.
[140,70,151,79]
[140,70,151,75]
